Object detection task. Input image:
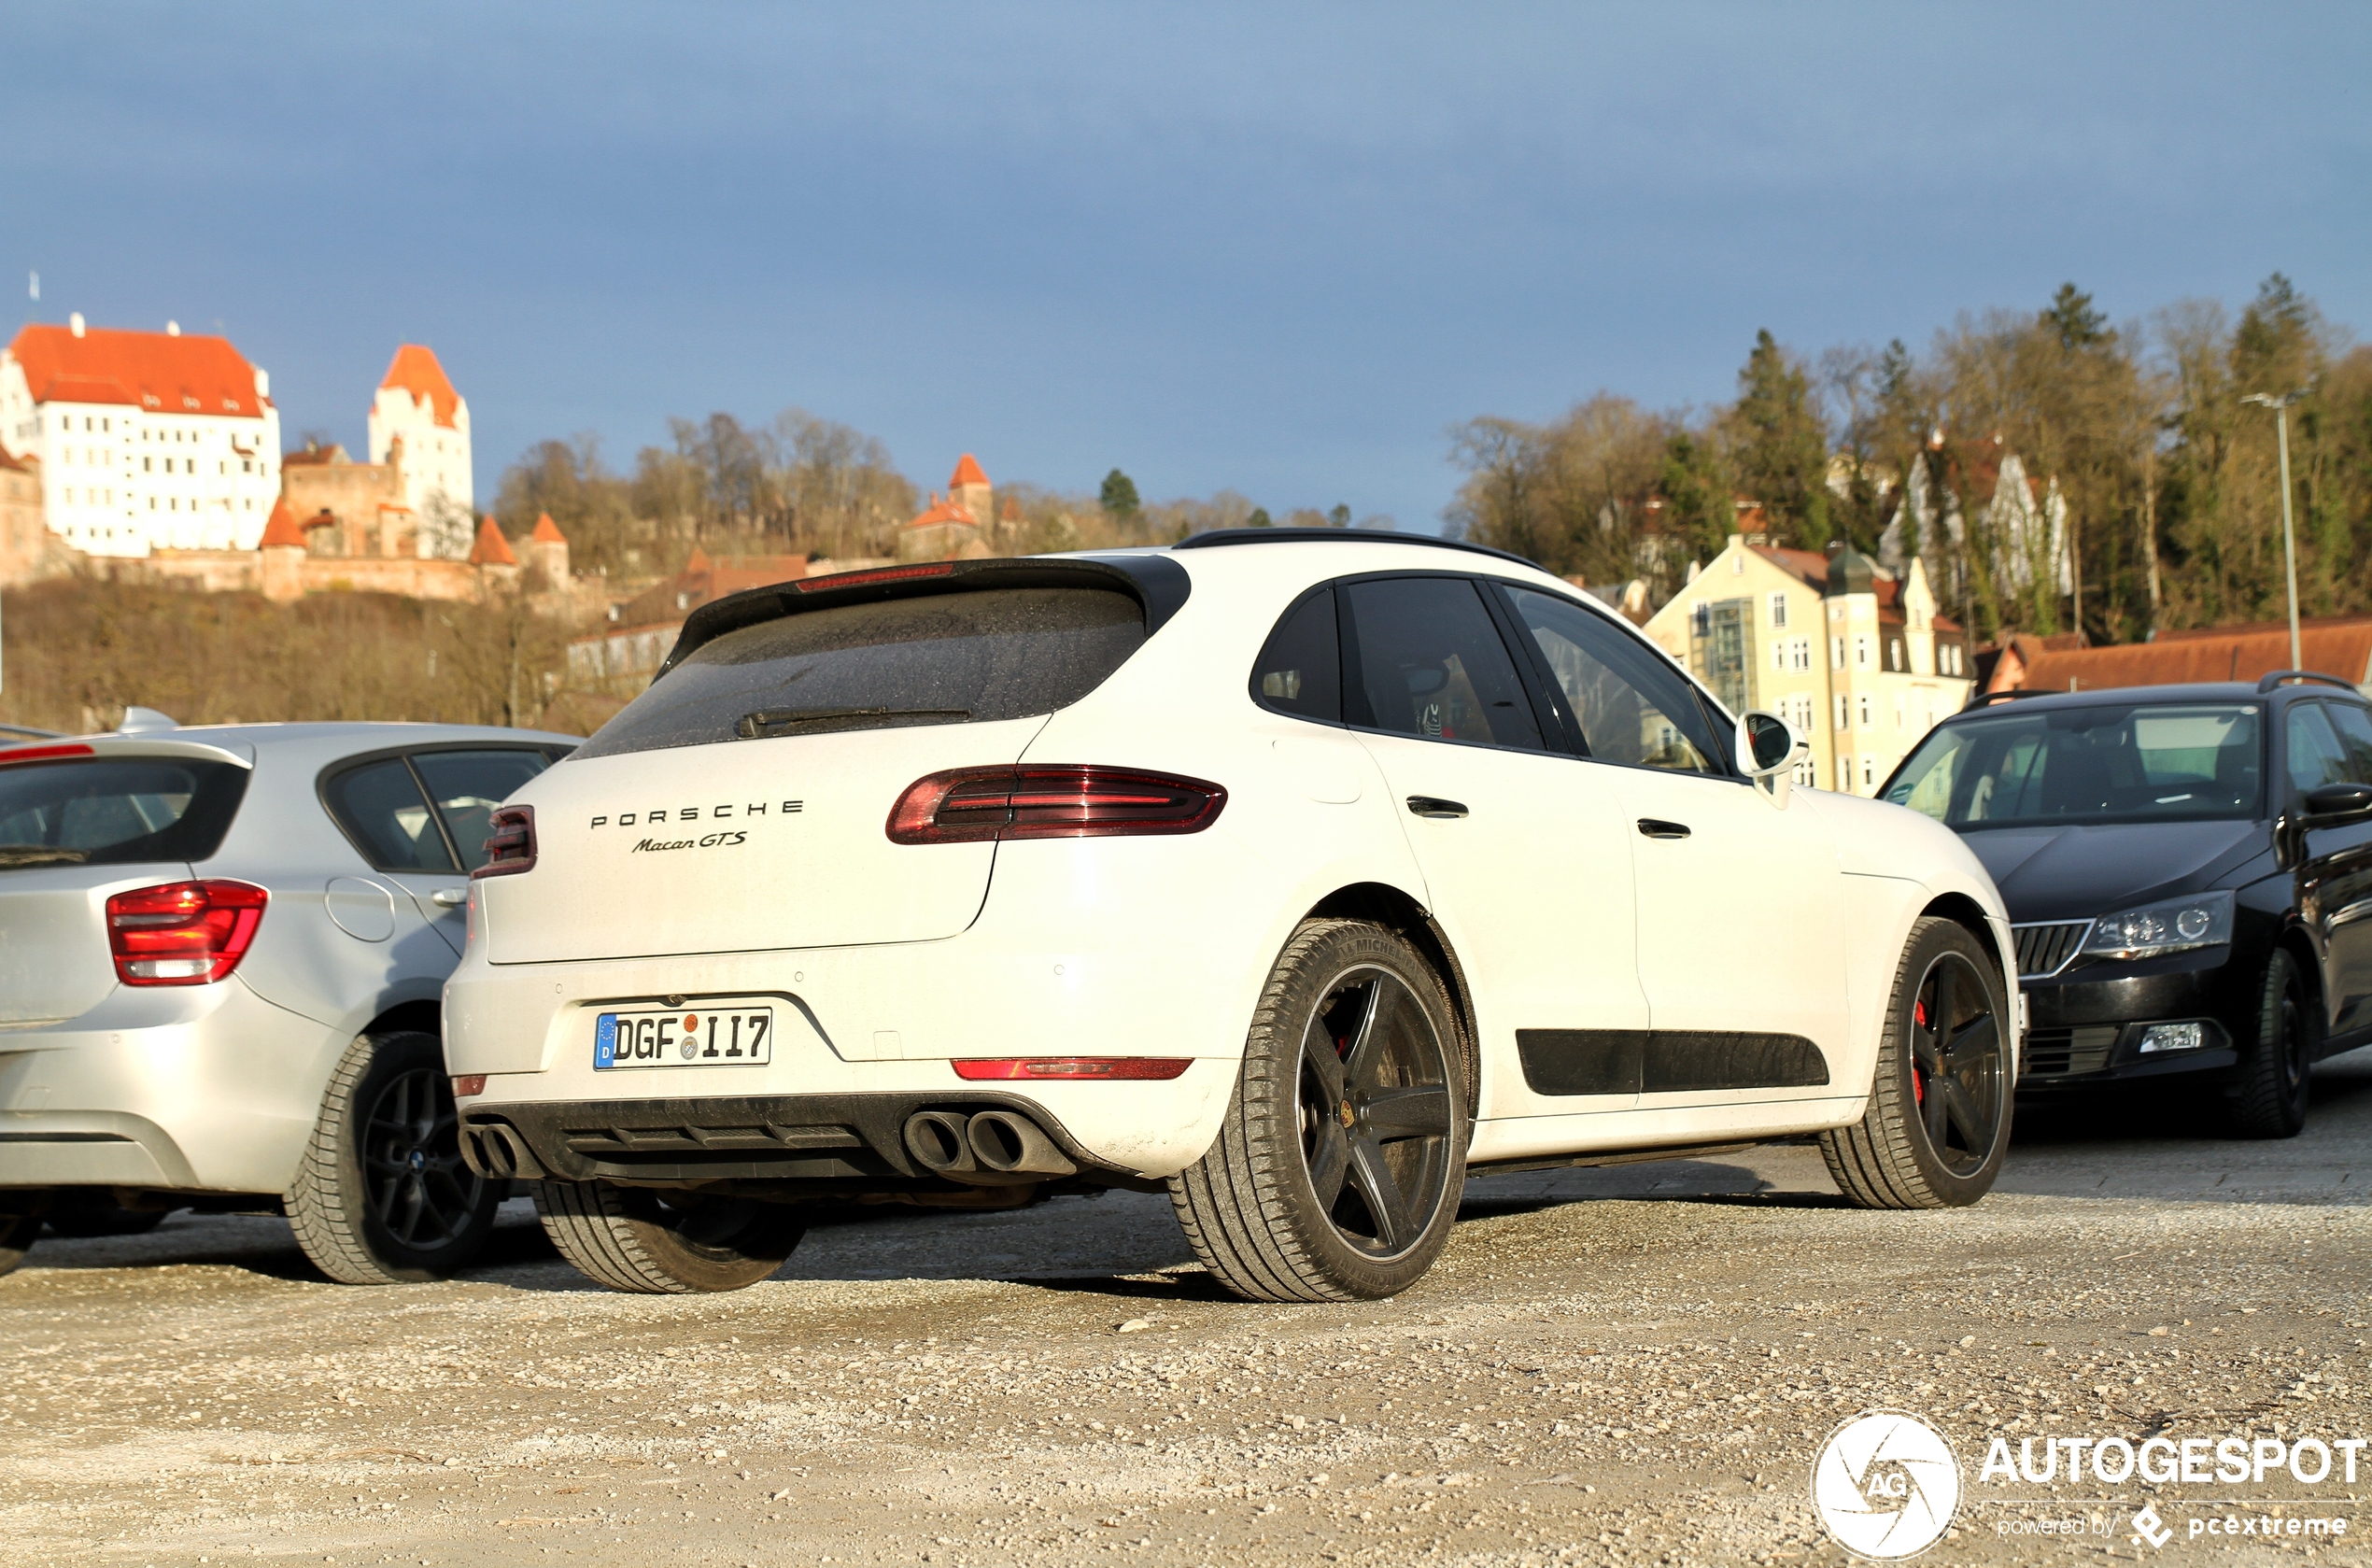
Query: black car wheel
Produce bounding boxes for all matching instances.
[1170,918,1467,1302]
[2230,949,2314,1138]
[532,1181,806,1293]
[1821,917,2012,1208]
[287,1031,503,1284]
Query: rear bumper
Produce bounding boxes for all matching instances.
[0,979,332,1194]
[459,1090,1158,1193]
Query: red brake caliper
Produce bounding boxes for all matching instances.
[1911,999,1927,1105]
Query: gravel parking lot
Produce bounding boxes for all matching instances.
[7,1051,2371,1567]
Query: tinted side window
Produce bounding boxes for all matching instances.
[2326,702,2372,785]
[0,759,248,869]
[323,759,457,873]
[412,750,550,872]
[1500,586,1722,774]
[2286,703,2352,796]
[1339,577,1544,751]
[1250,588,1341,724]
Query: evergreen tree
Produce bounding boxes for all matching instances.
[1725,330,1832,548]
[1099,468,1141,518]
[1328,503,1351,528]
[1246,507,1273,528]
[2042,282,2111,349]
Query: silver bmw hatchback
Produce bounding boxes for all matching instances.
[0,714,575,1282]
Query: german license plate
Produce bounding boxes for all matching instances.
[594,1007,773,1069]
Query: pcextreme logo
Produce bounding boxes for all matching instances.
[1811,1410,1963,1560]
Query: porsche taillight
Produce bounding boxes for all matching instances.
[105,880,268,985]
[474,804,536,878]
[886,766,1226,845]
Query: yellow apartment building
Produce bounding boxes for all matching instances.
[1642,533,1974,795]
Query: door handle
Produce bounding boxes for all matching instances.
[1406,796,1469,820]
[430,887,468,907]
[1635,818,1690,840]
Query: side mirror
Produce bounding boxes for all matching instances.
[1735,710,1805,808]
[2302,782,2372,824]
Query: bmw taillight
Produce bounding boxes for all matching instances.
[105,880,268,985]
[886,766,1227,845]
[475,804,536,878]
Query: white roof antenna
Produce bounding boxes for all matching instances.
[116,706,179,734]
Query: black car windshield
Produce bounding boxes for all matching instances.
[1885,702,2263,828]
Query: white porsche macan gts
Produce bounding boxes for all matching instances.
[445,531,2021,1301]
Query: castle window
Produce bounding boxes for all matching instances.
[1769,592,1788,629]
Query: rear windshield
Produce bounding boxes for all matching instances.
[1885,702,2264,828]
[576,586,1147,759]
[0,758,250,869]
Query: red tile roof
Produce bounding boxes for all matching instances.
[378,344,462,430]
[949,453,989,489]
[258,497,305,548]
[0,442,30,473]
[1987,618,2372,695]
[530,513,567,544]
[1753,544,1830,587]
[468,516,516,567]
[7,323,269,417]
[903,494,980,531]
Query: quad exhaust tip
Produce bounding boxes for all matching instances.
[901,1109,1078,1182]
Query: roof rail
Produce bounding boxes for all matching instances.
[1173,528,1540,569]
[2255,669,2361,696]
[1963,689,2049,710]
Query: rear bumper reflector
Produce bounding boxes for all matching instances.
[951,1057,1193,1081]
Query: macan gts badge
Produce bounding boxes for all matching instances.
[585,797,799,855]
[444,536,2024,1302]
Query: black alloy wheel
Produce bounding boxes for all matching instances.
[287,1030,504,1284]
[1907,949,2008,1180]
[1169,918,1469,1301]
[1295,966,1458,1260]
[360,1065,487,1252]
[1819,916,2012,1208]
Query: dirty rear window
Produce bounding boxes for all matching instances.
[0,758,250,869]
[576,586,1147,758]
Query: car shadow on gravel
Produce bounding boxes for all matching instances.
[9,1202,561,1287]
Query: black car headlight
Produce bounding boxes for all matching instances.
[2082,889,2235,962]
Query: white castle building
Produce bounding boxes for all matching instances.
[368,344,473,517]
[0,315,283,557]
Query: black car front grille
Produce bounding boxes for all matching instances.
[2012,921,2091,979]
[2020,1025,2119,1079]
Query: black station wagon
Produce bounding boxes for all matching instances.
[1882,671,2372,1137]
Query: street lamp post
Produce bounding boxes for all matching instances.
[2242,389,2309,671]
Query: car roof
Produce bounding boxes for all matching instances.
[1172,527,1540,570]
[1955,680,2369,720]
[40,721,580,751]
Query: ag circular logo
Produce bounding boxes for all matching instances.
[1810,1410,1961,1560]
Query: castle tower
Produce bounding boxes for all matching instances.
[948,453,991,526]
[528,512,570,589]
[257,496,306,602]
[369,345,473,529]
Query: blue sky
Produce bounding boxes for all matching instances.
[3,4,2365,530]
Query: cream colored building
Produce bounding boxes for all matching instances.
[1642,533,1973,796]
